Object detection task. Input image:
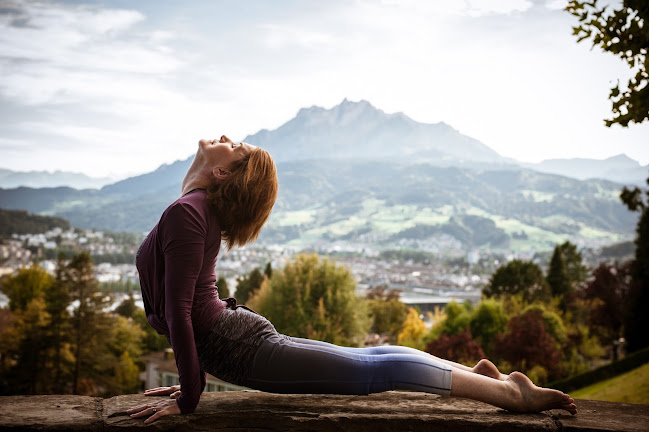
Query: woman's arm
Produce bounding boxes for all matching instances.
[160,202,208,415]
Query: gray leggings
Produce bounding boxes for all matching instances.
[196,307,452,396]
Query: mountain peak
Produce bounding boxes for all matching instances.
[606,154,638,165]
[244,99,503,164]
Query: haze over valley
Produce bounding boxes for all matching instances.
[0,100,640,255]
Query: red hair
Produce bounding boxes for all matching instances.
[206,147,278,249]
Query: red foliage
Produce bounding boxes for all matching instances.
[494,310,562,379]
[425,330,485,365]
[579,262,632,342]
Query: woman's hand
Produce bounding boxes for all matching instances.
[143,385,181,398]
[126,398,181,424]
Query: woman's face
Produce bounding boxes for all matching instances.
[197,135,256,173]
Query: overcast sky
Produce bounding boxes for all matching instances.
[1,0,647,179]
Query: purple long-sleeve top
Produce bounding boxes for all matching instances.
[136,189,226,414]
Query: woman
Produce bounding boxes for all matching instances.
[127,136,577,424]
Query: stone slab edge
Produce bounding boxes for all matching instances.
[1,393,648,432]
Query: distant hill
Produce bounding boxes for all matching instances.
[0,208,70,239]
[0,160,637,252]
[0,168,114,190]
[527,154,648,186]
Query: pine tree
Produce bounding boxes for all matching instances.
[46,253,72,393]
[547,246,571,299]
[235,268,264,304]
[67,252,113,394]
[623,192,649,352]
[216,276,230,299]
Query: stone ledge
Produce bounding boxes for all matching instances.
[0,392,647,432]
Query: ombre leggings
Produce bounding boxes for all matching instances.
[246,333,452,396]
[196,307,452,396]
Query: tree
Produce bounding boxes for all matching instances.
[425,330,485,366]
[133,309,169,354]
[567,0,649,352]
[494,309,563,382]
[558,241,589,290]
[366,285,408,341]
[523,304,567,345]
[567,0,649,127]
[618,181,649,352]
[1,264,53,312]
[66,252,113,394]
[0,266,54,394]
[397,308,427,349]
[264,262,273,279]
[581,262,632,345]
[46,253,73,393]
[115,291,137,318]
[469,299,507,355]
[0,297,51,394]
[483,260,551,303]
[216,276,230,299]
[438,301,472,336]
[248,254,369,346]
[546,245,571,298]
[0,253,149,396]
[235,268,264,304]
[101,315,144,395]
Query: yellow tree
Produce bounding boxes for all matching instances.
[397,308,427,350]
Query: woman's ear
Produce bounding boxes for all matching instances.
[212,167,231,181]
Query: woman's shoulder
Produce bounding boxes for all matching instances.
[160,190,208,222]
[165,189,207,211]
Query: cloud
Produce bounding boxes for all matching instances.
[375,0,533,17]
[0,0,646,178]
[0,0,180,106]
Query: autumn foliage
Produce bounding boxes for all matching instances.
[494,309,562,380]
[425,330,485,365]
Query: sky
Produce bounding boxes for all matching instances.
[0,0,647,180]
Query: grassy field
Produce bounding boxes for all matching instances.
[570,362,649,404]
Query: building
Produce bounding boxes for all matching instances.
[140,348,247,392]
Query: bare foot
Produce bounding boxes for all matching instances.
[503,372,577,415]
[472,359,508,381]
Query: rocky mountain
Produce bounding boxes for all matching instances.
[244,99,509,165]
[2,100,645,188]
[0,168,113,189]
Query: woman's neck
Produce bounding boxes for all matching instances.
[181,158,212,196]
[181,175,209,196]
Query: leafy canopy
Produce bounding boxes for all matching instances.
[567,0,649,127]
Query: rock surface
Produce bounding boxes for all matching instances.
[0,392,647,432]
